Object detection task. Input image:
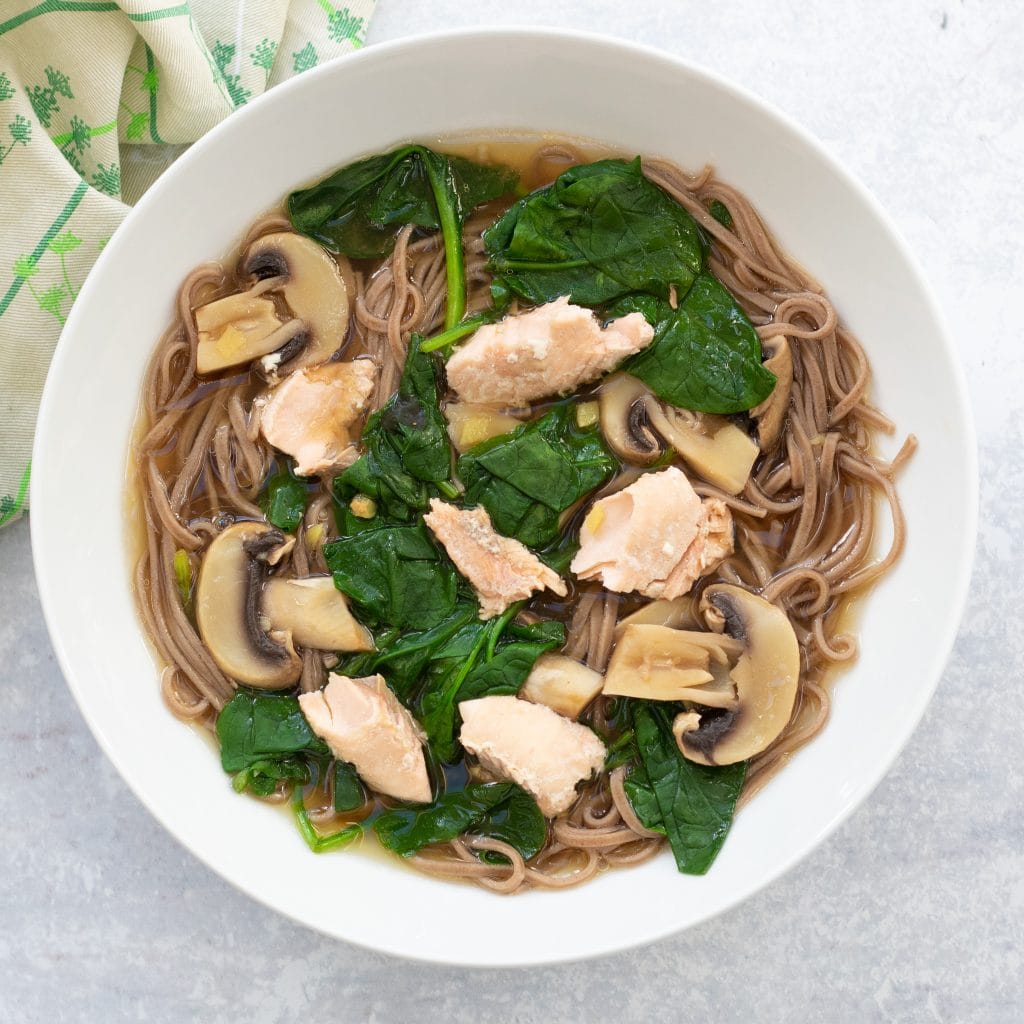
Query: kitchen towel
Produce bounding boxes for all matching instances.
[0,0,376,528]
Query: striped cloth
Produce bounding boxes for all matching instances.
[0,0,376,528]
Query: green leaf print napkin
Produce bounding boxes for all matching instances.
[0,0,376,529]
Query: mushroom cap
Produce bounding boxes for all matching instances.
[673,584,800,766]
[598,373,758,494]
[598,373,663,465]
[195,522,302,689]
[242,232,350,373]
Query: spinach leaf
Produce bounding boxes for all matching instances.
[288,146,516,330]
[217,692,329,796]
[335,337,453,523]
[419,616,563,763]
[259,462,307,532]
[536,531,580,576]
[331,601,478,700]
[708,199,733,228]
[289,147,517,259]
[613,274,777,414]
[484,157,704,307]
[471,785,548,860]
[418,619,493,763]
[457,403,616,548]
[459,622,565,703]
[333,760,365,813]
[622,760,666,836]
[373,782,544,859]
[231,757,310,797]
[631,703,746,874]
[323,520,457,631]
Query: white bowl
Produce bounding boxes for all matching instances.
[32,28,976,966]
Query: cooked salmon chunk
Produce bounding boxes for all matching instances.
[260,359,376,476]
[298,674,431,804]
[459,696,607,816]
[570,466,734,599]
[445,296,654,405]
[423,499,567,619]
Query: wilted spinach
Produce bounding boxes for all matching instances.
[621,760,666,836]
[419,308,501,353]
[631,703,746,875]
[324,520,458,631]
[708,199,733,228]
[469,784,547,861]
[335,337,454,525]
[419,613,564,764]
[332,601,479,701]
[288,145,517,329]
[458,620,565,703]
[373,782,545,859]
[292,789,363,853]
[332,760,366,813]
[457,403,616,549]
[217,692,329,796]
[611,275,776,414]
[259,461,308,532]
[484,157,704,307]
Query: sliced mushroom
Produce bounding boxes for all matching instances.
[195,523,302,689]
[243,232,350,375]
[195,291,304,375]
[262,576,373,652]
[673,584,800,766]
[599,373,758,494]
[644,403,758,495]
[750,337,793,449]
[194,232,350,376]
[603,623,743,703]
[518,653,604,720]
[616,597,697,633]
[444,402,525,453]
[598,373,662,465]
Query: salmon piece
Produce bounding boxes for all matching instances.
[459,696,607,816]
[570,466,734,599]
[298,674,431,804]
[423,499,567,619]
[663,496,734,597]
[445,296,654,405]
[260,359,376,477]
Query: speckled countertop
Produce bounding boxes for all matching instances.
[2,2,1021,1022]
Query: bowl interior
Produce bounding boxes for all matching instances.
[31,29,975,966]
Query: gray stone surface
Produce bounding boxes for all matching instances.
[2,1,1022,1021]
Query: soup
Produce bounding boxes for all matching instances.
[132,136,912,892]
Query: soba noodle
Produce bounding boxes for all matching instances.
[133,141,912,892]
